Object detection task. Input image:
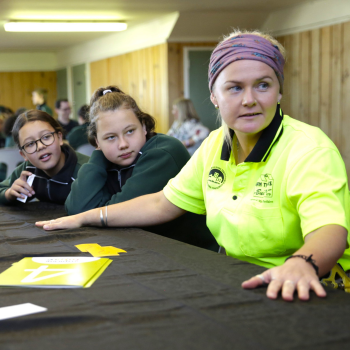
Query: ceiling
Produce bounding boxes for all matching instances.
[0,0,313,51]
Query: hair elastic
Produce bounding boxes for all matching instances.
[103,89,112,95]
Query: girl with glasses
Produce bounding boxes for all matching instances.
[0,110,89,205]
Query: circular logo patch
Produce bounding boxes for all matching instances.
[207,167,226,189]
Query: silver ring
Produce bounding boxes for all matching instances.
[256,274,266,283]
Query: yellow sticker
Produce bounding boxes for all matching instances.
[87,246,127,257]
[75,244,101,252]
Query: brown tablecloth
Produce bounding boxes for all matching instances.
[0,202,349,350]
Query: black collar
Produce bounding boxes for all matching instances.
[220,104,284,163]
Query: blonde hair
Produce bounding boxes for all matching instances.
[173,98,200,124]
[215,29,286,147]
[33,88,48,103]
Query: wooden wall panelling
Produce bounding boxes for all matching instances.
[341,21,350,174]
[310,29,320,127]
[278,21,350,177]
[90,59,109,93]
[0,71,57,113]
[289,33,300,121]
[299,31,310,125]
[319,26,331,137]
[90,44,169,133]
[167,43,182,126]
[330,24,342,149]
[278,35,291,115]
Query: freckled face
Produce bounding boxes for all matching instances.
[19,121,64,177]
[95,108,147,167]
[211,60,282,137]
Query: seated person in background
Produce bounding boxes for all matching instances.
[38,30,350,300]
[167,98,210,156]
[67,104,90,150]
[0,106,14,118]
[0,114,7,148]
[32,88,53,116]
[0,110,89,205]
[3,108,27,148]
[55,99,78,138]
[0,113,9,181]
[64,86,218,251]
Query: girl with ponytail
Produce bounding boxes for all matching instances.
[64,86,218,251]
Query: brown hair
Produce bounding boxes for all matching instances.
[173,98,200,123]
[12,109,63,148]
[88,86,156,147]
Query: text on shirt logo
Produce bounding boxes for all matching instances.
[207,167,226,189]
[253,174,274,202]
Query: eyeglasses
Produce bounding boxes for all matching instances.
[21,132,56,154]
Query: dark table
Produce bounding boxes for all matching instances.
[0,202,349,350]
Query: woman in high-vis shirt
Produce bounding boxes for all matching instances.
[37,30,350,301]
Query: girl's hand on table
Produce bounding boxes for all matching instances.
[36,214,83,231]
[241,258,326,301]
[5,171,34,201]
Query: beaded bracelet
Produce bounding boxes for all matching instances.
[285,254,319,276]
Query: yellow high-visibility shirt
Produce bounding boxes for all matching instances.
[164,108,350,270]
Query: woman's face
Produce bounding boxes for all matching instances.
[211,60,282,137]
[19,120,64,177]
[172,105,179,120]
[95,108,147,167]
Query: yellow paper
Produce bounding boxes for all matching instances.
[0,257,112,288]
[87,246,127,257]
[75,243,101,252]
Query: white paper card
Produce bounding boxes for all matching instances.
[0,303,47,320]
[17,174,36,203]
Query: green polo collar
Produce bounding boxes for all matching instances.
[221,104,284,162]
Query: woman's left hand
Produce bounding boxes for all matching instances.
[242,258,326,301]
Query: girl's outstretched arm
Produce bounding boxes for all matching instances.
[36,190,186,230]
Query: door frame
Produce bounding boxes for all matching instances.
[183,46,215,99]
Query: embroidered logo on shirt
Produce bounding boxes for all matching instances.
[207,167,226,189]
[253,174,274,199]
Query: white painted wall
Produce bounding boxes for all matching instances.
[55,12,179,68]
[0,52,57,71]
[262,0,350,36]
[168,11,267,42]
[2,2,350,72]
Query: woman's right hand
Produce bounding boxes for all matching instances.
[36,214,84,231]
[5,171,35,201]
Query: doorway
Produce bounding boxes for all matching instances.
[184,47,220,131]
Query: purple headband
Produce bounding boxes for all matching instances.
[208,34,285,92]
